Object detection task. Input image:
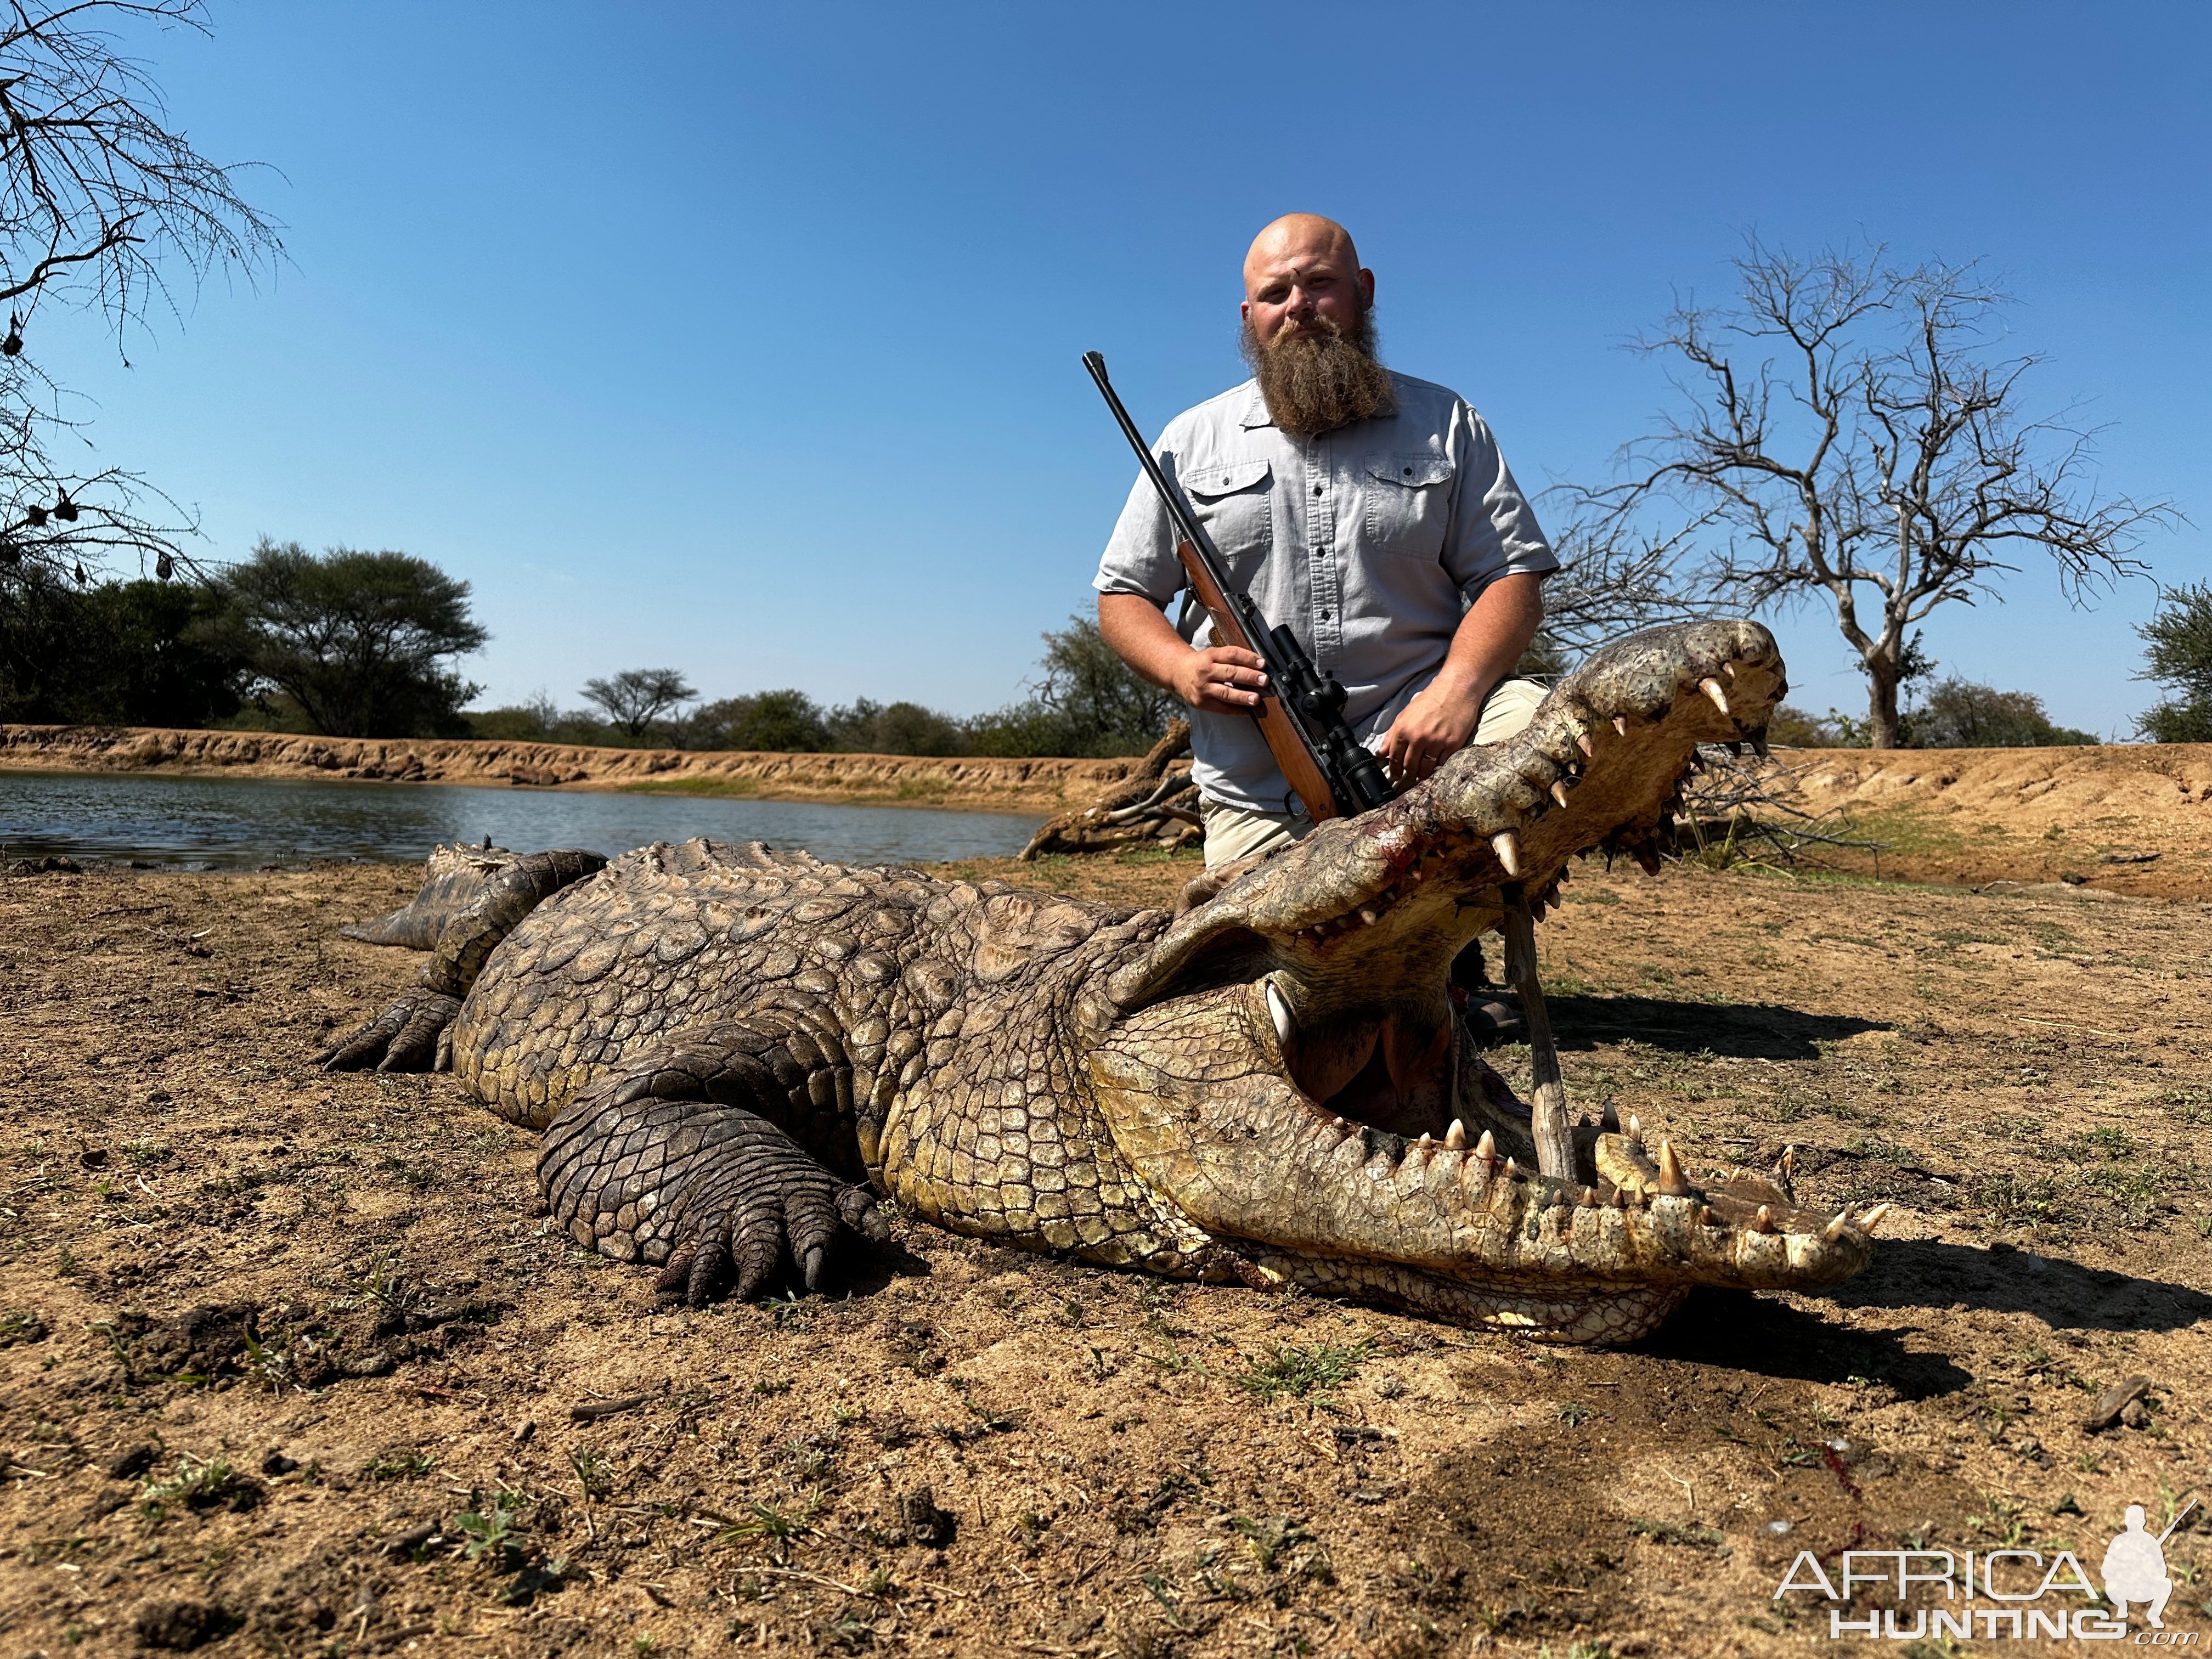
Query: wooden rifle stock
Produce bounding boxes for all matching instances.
[1173,537,1339,822]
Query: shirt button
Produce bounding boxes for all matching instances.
[1312,484,1323,496]
[1402,466,1413,476]
[1319,610,1332,620]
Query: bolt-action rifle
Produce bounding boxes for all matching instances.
[1082,351,1396,823]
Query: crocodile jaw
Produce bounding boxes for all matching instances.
[1084,619,1876,1342]
[1088,982,1870,1342]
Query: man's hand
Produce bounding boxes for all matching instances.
[1376,573,1545,785]
[1098,593,1273,716]
[1172,645,1269,714]
[1379,677,1480,785]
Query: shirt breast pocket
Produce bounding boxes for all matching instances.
[1363,452,1454,560]
[1181,459,1273,576]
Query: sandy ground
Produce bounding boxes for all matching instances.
[2,842,2209,1657]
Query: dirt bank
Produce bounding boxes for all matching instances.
[0,724,1144,813]
[1760,741,2212,899]
[2,848,2208,1655]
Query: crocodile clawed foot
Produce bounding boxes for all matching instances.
[539,1030,895,1311]
[314,991,463,1072]
[653,1180,890,1308]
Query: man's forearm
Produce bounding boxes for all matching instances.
[1429,573,1544,712]
[1097,592,1195,693]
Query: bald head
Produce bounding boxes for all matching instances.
[1244,214,1359,286]
[1241,214,1373,347]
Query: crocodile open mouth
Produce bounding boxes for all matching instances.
[1085,620,1886,1341]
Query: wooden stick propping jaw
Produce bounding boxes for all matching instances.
[1500,885,1576,1183]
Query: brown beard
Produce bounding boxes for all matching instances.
[1239,306,1395,436]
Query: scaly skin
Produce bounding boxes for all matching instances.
[320,621,1880,1343]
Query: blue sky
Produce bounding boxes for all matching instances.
[49,2,2210,735]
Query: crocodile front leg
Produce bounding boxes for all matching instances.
[319,849,606,1073]
[538,1017,891,1305]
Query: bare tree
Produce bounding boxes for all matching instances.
[1578,240,2175,747]
[0,1,280,594]
[582,668,696,741]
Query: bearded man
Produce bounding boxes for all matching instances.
[1095,213,1556,872]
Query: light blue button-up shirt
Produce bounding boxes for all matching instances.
[1094,370,1557,814]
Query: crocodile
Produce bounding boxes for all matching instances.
[318,620,1880,1343]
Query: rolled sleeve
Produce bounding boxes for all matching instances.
[1442,408,1558,600]
[1093,466,1186,607]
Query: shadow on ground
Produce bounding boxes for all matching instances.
[1634,1286,1970,1398]
[1547,994,1885,1059]
[1830,1238,2212,1334]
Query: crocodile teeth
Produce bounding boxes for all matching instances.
[1444,1119,1468,1151]
[1600,1100,1620,1132]
[1266,983,1294,1048]
[1357,905,1380,927]
[1656,1139,1692,1198]
[1474,1130,1496,1166]
[1551,781,1571,809]
[1612,716,1628,736]
[1503,1156,1521,1180]
[1857,1202,1893,1235]
[1823,1209,1852,1242]
[1723,661,1738,680]
[1751,1204,1776,1234]
[1578,1186,1598,1207]
[1577,733,1594,757]
[1626,1114,1644,1148]
[1492,832,1521,878]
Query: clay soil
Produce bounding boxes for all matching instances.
[2,846,2209,1657]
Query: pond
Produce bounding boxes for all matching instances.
[0,770,1041,870]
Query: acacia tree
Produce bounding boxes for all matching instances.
[1580,240,2173,747]
[224,540,486,737]
[0,2,279,595]
[581,667,696,740]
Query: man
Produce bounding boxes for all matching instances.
[2102,1505,2172,1629]
[1095,213,1556,871]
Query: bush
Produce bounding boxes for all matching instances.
[1767,705,1850,747]
[1905,678,2098,748]
[2135,584,2212,742]
[0,574,248,726]
[825,697,967,756]
[686,690,832,752]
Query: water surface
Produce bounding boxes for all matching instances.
[0,770,1039,870]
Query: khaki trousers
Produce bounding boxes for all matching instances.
[1198,677,1550,869]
